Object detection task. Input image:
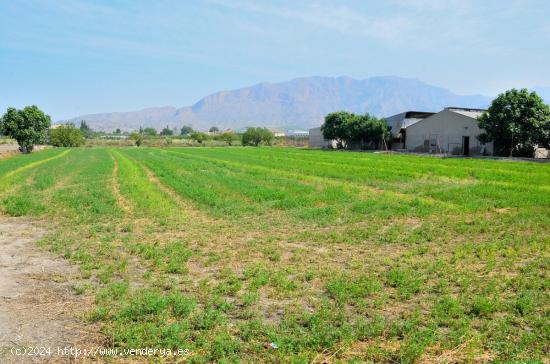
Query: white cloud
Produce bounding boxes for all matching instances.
[209,0,417,46]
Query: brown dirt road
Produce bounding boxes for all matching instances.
[0,217,97,363]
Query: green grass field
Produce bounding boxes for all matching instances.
[1,147,549,363]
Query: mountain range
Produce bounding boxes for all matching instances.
[66,76,492,131]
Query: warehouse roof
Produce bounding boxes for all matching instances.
[445,107,487,119]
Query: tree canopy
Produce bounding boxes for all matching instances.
[160,126,174,136]
[50,124,85,147]
[209,126,219,133]
[79,120,94,138]
[190,131,208,144]
[321,111,354,148]
[130,131,144,147]
[321,111,390,149]
[219,131,237,146]
[180,125,194,136]
[143,127,158,136]
[0,105,51,153]
[478,89,550,157]
[242,127,274,146]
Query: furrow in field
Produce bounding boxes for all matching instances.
[167,148,547,211]
[125,150,470,251]
[208,147,550,188]
[108,150,133,214]
[219,147,550,184]
[115,148,214,224]
[163,148,461,214]
[0,149,73,202]
[120,148,265,219]
[2,149,71,180]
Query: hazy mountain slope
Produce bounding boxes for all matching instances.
[67,76,491,131]
[69,106,179,132]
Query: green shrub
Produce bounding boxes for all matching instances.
[242,127,274,146]
[50,124,85,147]
[190,131,208,144]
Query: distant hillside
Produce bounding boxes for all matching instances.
[66,76,491,131]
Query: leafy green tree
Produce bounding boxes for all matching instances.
[50,124,85,147]
[115,128,121,134]
[321,111,356,149]
[0,105,51,153]
[209,126,219,133]
[321,112,390,149]
[160,125,174,136]
[220,131,237,146]
[143,127,157,136]
[130,131,144,147]
[190,131,208,144]
[260,128,275,146]
[351,114,391,149]
[79,120,94,138]
[478,89,550,157]
[180,125,194,136]
[241,127,274,146]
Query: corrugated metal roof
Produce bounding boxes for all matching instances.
[447,109,485,119]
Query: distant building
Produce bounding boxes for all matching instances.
[384,111,435,149]
[310,107,493,155]
[266,128,285,137]
[397,107,492,155]
[309,126,336,148]
[285,129,309,137]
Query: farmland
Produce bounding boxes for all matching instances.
[0,147,549,362]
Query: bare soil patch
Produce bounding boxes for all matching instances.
[0,145,49,160]
[0,217,97,363]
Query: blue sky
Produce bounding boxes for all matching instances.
[1,0,549,120]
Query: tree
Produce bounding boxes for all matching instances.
[220,131,237,146]
[190,131,208,144]
[0,105,51,153]
[478,89,550,157]
[160,125,174,136]
[209,126,219,133]
[242,127,274,146]
[115,128,121,134]
[143,127,157,136]
[180,125,193,136]
[79,120,94,138]
[320,112,390,150]
[130,131,144,147]
[321,111,356,149]
[50,124,85,147]
[351,114,391,149]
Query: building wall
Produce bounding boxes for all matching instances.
[385,112,407,137]
[405,110,493,155]
[309,127,334,148]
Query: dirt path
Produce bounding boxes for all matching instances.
[0,217,96,363]
[0,145,49,160]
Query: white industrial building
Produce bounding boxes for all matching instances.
[309,107,493,156]
[397,107,492,155]
[309,126,342,148]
